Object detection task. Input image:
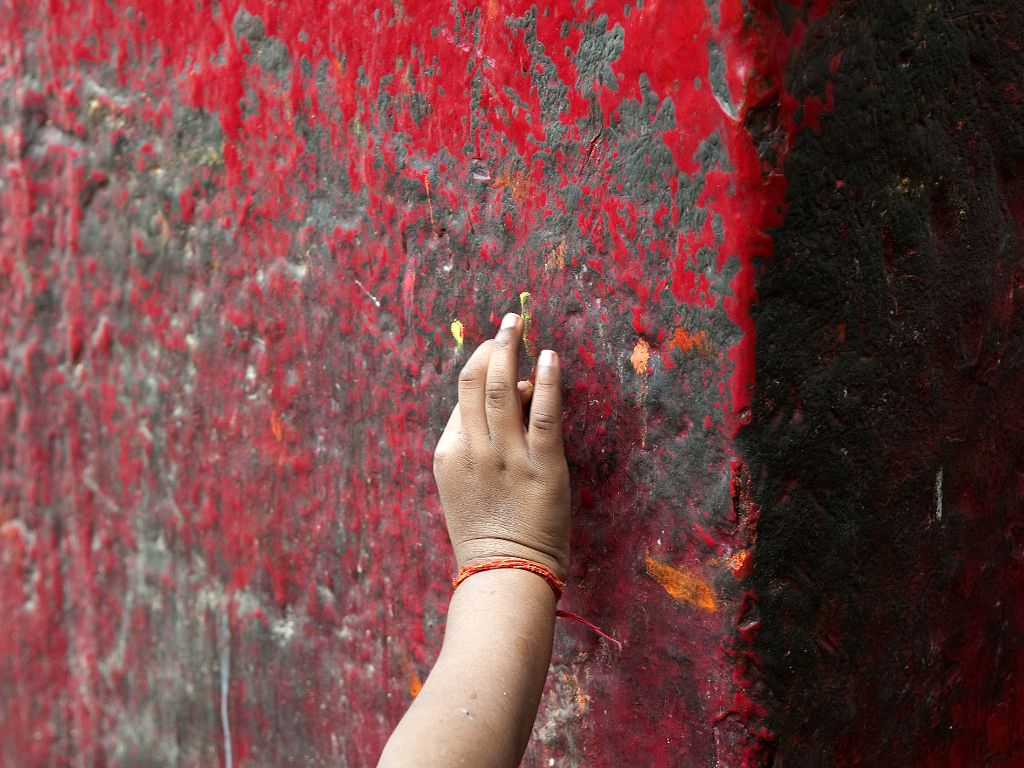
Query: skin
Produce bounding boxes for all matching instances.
[378,312,571,768]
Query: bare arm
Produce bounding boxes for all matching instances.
[378,570,555,767]
[379,313,570,768]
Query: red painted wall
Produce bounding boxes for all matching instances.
[1,1,1021,766]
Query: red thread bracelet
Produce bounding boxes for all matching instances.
[452,558,623,652]
[452,558,565,600]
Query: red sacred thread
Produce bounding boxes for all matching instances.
[556,609,623,652]
[452,558,565,599]
[452,559,623,652]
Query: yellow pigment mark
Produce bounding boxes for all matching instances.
[667,326,712,357]
[270,412,283,442]
[450,319,464,352]
[645,555,718,611]
[519,291,534,356]
[630,338,650,375]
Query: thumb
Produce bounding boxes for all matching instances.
[517,379,534,407]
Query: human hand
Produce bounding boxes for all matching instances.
[433,313,571,581]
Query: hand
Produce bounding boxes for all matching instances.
[433,313,571,581]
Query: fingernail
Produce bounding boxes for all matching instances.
[501,312,519,329]
[539,349,557,367]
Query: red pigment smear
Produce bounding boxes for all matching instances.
[0,1,841,766]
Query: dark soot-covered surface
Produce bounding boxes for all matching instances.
[744,3,1024,765]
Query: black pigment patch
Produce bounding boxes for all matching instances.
[742,2,1024,765]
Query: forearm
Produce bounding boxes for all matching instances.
[380,315,569,763]
[378,569,556,767]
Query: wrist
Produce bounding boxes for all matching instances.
[455,539,570,584]
[454,557,565,603]
[449,567,558,618]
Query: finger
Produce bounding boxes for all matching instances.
[528,349,564,457]
[485,313,526,449]
[518,380,534,406]
[458,339,494,441]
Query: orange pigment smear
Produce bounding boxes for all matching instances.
[630,338,650,375]
[407,669,423,698]
[645,555,718,611]
[491,168,531,203]
[667,326,711,356]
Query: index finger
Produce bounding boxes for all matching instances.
[457,339,494,441]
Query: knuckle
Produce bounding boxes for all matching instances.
[485,379,512,403]
[530,409,559,432]
[435,449,473,480]
[459,365,484,388]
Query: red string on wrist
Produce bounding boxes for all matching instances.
[452,558,565,600]
[452,558,623,652]
[555,609,623,652]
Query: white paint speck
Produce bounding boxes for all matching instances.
[271,616,296,645]
[352,277,381,307]
[935,468,944,520]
